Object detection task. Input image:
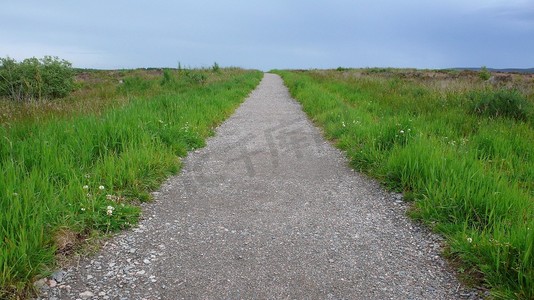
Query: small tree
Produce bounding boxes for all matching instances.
[0,56,74,102]
[0,57,22,100]
[212,62,220,73]
[479,66,491,81]
[160,68,175,86]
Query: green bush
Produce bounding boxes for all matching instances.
[479,66,491,81]
[469,89,532,121]
[212,62,220,73]
[0,56,74,102]
[185,70,207,85]
[160,69,175,86]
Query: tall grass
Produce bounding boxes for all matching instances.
[274,69,534,299]
[0,68,262,298]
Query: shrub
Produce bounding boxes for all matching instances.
[479,66,491,81]
[160,69,175,86]
[212,62,220,73]
[185,71,207,85]
[469,89,532,121]
[0,56,74,102]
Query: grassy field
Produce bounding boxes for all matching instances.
[0,67,262,298]
[274,69,534,299]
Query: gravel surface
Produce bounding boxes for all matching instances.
[38,73,478,299]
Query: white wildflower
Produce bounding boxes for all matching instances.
[399,130,405,134]
[81,208,86,211]
[106,205,114,216]
[83,185,89,190]
[98,185,105,190]
[467,237,473,243]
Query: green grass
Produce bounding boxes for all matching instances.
[0,68,262,298]
[274,69,534,299]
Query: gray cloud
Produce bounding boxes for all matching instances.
[1,0,532,70]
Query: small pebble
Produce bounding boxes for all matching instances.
[48,279,57,288]
[79,291,94,298]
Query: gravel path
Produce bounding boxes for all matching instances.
[39,73,473,299]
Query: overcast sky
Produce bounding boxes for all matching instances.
[1,1,533,70]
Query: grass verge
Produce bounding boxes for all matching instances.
[274,69,533,299]
[0,68,262,298]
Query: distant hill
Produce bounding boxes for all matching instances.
[452,67,534,74]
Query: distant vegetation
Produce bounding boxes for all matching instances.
[454,67,534,74]
[274,68,533,299]
[0,56,74,102]
[478,66,491,81]
[0,64,262,298]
